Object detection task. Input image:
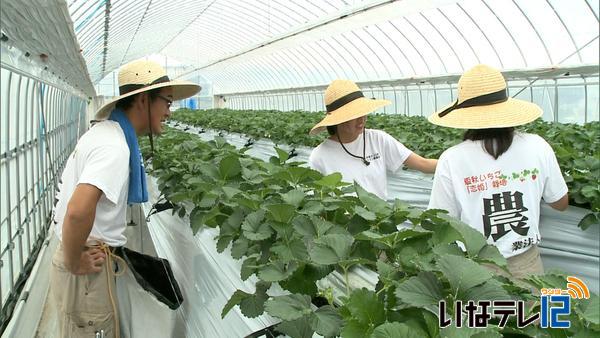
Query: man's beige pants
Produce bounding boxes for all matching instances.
[50,243,118,338]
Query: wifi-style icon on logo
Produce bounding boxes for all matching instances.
[564,276,590,299]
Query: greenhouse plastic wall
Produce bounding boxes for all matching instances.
[0,66,87,322]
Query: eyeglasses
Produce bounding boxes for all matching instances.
[157,95,173,109]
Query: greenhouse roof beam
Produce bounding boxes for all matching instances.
[585,0,599,21]
[245,58,276,90]
[279,48,314,85]
[233,58,278,91]
[481,0,527,67]
[317,39,360,80]
[175,0,415,79]
[333,35,371,79]
[233,63,261,92]
[511,0,553,65]
[123,0,215,69]
[419,12,464,71]
[119,0,154,66]
[229,63,256,93]
[363,26,404,76]
[544,0,582,63]
[305,41,351,78]
[76,1,140,78]
[300,44,341,81]
[163,0,236,42]
[374,24,414,75]
[436,7,480,65]
[70,0,102,31]
[263,54,296,88]
[403,16,447,74]
[388,20,431,75]
[351,29,392,78]
[304,0,336,15]
[76,1,124,47]
[243,0,291,32]
[293,46,329,84]
[270,0,312,22]
[100,0,111,74]
[456,2,503,69]
[215,3,274,36]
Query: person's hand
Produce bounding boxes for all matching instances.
[73,247,106,275]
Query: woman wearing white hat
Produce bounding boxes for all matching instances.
[50,59,199,337]
[309,79,437,201]
[427,64,569,279]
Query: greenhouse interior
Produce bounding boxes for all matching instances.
[1,0,599,337]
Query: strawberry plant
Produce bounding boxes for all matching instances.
[140,128,599,337]
[171,109,599,230]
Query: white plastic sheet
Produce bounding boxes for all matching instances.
[142,177,282,338]
[116,268,177,338]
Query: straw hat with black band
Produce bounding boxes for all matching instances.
[428,64,542,129]
[95,59,200,155]
[310,79,390,165]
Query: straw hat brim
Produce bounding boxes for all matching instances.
[428,97,542,129]
[310,97,390,135]
[95,80,201,120]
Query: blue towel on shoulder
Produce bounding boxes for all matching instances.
[109,109,148,204]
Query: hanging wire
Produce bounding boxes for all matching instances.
[511,35,599,97]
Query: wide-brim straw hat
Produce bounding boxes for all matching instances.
[428,64,541,129]
[95,59,201,120]
[310,79,390,135]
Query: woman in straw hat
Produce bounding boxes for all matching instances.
[309,79,437,200]
[49,59,199,337]
[427,64,569,279]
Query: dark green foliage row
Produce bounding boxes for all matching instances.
[171,108,600,227]
[141,128,599,337]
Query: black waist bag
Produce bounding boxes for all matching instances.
[114,247,184,310]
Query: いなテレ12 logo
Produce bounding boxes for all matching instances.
[540,276,590,328]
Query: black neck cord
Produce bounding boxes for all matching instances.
[336,131,370,166]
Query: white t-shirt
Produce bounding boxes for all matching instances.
[53,120,130,247]
[428,133,568,258]
[308,129,413,200]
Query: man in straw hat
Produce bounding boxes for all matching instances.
[309,79,437,200]
[427,64,568,279]
[49,59,199,337]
